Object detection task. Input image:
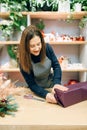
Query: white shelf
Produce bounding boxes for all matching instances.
[0,11,87,19]
[22,11,87,20]
[0,41,87,45]
[62,68,87,72]
[0,68,20,72]
[0,68,87,72]
[0,41,20,45]
[50,41,87,45]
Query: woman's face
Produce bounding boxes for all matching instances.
[29,35,42,56]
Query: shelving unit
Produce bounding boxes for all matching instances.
[0,11,87,83]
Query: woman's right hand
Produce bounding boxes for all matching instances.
[52,84,68,94]
[46,93,57,104]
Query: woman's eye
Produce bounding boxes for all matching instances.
[37,43,41,46]
[30,45,35,48]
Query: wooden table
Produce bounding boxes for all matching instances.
[0,96,87,130]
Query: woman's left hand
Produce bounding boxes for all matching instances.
[52,84,69,94]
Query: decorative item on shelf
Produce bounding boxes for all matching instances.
[49,31,56,41]
[78,35,85,41]
[64,79,79,86]
[60,34,72,41]
[58,57,85,70]
[36,19,45,37]
[67,63,84,70]
[58,56,70,69]
[67,79,79,85]
[58,0,70,12]
[44,32,85,42]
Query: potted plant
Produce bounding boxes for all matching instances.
[26,0,37,11]
[36,19,45,36]
[41,0,58,11]
[7,44,19,68]
[36,19,45,30]
[36,0,45,11]
[0,20,13,40]
[81,0,87,11]
[8,1,27,40]
[0,0,27,41]
[71,0,87,11]
[27,0,58,12]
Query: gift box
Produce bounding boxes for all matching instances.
[54,81,87,107]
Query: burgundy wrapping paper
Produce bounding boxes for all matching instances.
[54,81,87,107]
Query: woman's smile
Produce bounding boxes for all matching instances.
[33,50,40,55]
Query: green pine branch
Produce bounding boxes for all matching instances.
[0,95,19,117]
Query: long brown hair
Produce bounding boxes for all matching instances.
[19,25,46,73]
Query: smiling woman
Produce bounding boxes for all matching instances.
[19,25,68,104]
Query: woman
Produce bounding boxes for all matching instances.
[19,25,68,104]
